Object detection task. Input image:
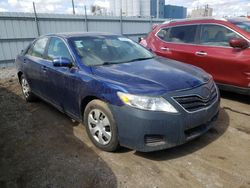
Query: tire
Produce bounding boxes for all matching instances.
[20,75,37,102]
[84,99,119,152]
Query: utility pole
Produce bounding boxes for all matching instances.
[84,5,88,32]
[120,7,123,35]
[33,2,40,36]
[72,0,75,14]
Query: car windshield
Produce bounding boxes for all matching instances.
[70,35,154,66]
[230,20,250,34]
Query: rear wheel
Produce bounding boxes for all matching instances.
[84,100,119,152]
[20,75,37,102]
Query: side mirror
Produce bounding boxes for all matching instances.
[138,37,143,43]
[229,38,249,49]
[52,57,73,68]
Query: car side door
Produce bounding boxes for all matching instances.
[149,24,201,66]
[43,37,81,118]
[194,24,250,87]
[23,37,49,95]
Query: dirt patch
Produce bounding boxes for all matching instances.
[1,78,250,188]
[0,79,117,188]
[236,127,250,135]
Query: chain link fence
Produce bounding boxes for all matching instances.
[0,0,167,78]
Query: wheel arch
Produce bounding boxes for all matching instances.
[17,71,23,83]
[80,96,100,120]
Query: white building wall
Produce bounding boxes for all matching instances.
[110,0,116,16]
[122,0,127,16]
[141,0,151,17]
[115,0,121,16]
[127,0,134,16]
[109,0,152,17]
[191,7,213,18]
[133,0,141,17]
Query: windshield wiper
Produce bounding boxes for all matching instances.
[92,61,118,66]
[102,61,119,66]
[125,57,154,63]
[96,57,154,66]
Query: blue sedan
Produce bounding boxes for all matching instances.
[16,33,220,152]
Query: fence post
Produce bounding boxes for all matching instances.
[72,0,75,15]
[33,2,40,36]
[84,5,88,32]
[120,8,123,35]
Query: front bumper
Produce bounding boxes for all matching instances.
[109,83,220,152]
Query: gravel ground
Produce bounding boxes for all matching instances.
[0,68,250,188]
[0,67,17,80]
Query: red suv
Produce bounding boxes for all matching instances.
[141,17,250,95]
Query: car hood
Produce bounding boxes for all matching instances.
[91,57,211,95]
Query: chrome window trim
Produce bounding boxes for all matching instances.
[155,22,250,49]
[155,23,200,46]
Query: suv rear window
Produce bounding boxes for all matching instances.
[157,25,198,44]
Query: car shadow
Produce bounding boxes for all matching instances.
[0,82,117,188]
[220,90,250,104]
[134,107,230,161]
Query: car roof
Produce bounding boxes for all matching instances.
[162,17,227,25]
[162,17,250,26]
[227,17,250,23]
[44,32,120,39]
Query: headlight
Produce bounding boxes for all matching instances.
[117,92,178,113]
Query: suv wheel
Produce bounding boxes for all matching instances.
[84,100,119,152]
[20,75,37,102]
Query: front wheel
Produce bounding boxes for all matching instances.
[84,100,119,152]
[20,75,37,102]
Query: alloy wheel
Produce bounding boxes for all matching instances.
[21,78,30,98]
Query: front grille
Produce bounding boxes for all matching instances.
[173,82,217,112]
[144,135,165,146]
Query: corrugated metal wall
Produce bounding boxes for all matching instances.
[0,12,165,67]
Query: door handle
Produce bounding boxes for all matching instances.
[42,66,48,72]
[195,51,207,56]
[160,47,170,51]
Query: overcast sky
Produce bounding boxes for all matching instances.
[0,0,249,17]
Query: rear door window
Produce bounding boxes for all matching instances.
[200,24,242,47]
[27,37,48,58]
[161,25,198,44]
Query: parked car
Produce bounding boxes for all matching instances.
[16,33,220,152]
[141,17,250,95]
